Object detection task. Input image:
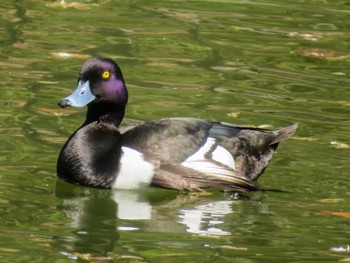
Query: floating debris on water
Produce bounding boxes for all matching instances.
[296,49,350,61]
[320,210,350,218]
[330,141,349,149]
[330,245,350,253]
[319,198,345,204]
[51,52,91,59]
[227,112,240,118]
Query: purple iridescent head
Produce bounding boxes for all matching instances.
[58,58,129,123]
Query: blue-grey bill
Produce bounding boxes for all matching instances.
[58,80,96,108]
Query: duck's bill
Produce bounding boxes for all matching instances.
[58,80,96,108]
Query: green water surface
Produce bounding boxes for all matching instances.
[0,0,350,262]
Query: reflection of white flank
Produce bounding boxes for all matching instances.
[178,200,233,236]
[62,198,86,228]
[112,190,152,220]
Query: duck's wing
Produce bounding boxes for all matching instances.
[152,163,257,192]
[121,118,258,191]
[121,118,212,163]
[121,118,297,191]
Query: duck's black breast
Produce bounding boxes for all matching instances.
[57,121,122,188]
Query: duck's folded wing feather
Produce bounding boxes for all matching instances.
[151,161,257,192]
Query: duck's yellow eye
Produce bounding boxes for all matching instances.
[102,71,110,79]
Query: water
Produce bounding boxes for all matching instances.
[0,0,349,262]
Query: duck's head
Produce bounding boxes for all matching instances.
[58,58,128,123]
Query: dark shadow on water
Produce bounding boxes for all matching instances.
[260,188,291,193]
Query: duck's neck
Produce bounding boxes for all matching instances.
[84,102,125,127]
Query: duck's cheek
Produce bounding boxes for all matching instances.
[106,79,127,102]
[113,147,155,189]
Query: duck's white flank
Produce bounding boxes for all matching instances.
[212,144,235,169]
[181,137,235,178]
[182,137,235,168]
[113,147,154,189]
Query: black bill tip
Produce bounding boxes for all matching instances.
[58,99,71,108]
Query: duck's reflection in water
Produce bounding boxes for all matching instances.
[112,190,152,221]
[178,200,233,236]
[55,180,245,261]
[55,181,120,261]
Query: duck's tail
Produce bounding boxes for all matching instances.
[238,123,298,181]
[270,123,298,146]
